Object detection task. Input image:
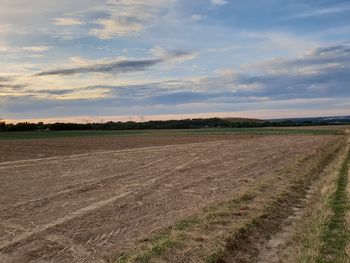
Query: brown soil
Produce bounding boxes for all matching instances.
[0,135,338,262]
[0,134,245,163]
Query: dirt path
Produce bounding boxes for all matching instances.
[0,135,337,262]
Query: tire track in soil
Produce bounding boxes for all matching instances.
[0,134,245,164]
[0,140,232,169]
[0,142,222,217]
[0,142,224,255]
[52,140,331,262]
[0,154,173,212]
[0,136,337,263]
[0,141,222,211]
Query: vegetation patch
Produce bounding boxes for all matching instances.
[319,147,350,262]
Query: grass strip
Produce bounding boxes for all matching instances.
[318,147,350,263]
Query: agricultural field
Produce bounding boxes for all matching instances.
[0,127,342,141]
[0,127,349,262]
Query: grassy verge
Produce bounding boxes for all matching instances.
[114,138,344,263]
[290,140,350,263]
[347,141,350,259]
[319,146,350,262]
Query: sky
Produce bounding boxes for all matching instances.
[0,0,349,123]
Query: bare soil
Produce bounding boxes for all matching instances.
[0,134,244,163]
[0,135,338,263]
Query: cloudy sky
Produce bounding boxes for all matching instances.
[0,0,349,122]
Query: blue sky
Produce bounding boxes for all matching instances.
[0,0,349,122]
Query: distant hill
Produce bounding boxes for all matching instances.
[223,117,263,123]
[269,115,350,124]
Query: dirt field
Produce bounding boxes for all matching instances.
[0,134,245,163]
[0,134,341,262]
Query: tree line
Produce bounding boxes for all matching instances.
[0,117,349,132]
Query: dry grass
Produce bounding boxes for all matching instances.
[289,137,350,263]
[346,170,350,259]
[293,151,344,262]
[346,136,350,259]
[114,138,344,263]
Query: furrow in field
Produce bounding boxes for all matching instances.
[0,142,224,251]
[0,135,338,263]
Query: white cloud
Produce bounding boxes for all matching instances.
[53,17,84,26]
[90,18,145,39]
[22,45,52,53]
[0,24,12,33]
[191,14,205,21]
[0,46,10,52]
[0,45,52,54]
[89,0,176,39]
[290,5,350,18]
[212,0,228,6]
[238,31,321,56]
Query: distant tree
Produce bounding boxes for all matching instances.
[0,121,6,132]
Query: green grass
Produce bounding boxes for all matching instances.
[116,233,182,263]
[319,148,350,263]
[0,127,342,140]
[0,130,159,140]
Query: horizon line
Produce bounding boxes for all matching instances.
[2,110,349,124]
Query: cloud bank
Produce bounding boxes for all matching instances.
[1,0,349,120]
[1,43,349,119]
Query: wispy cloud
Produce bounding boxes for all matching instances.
[53,17,84,26]
[149,47,197,62]
[35,49,194,76]
[191,14,205,21]
[35,59,163,76]
[290,5,350,18]
[90,18,145,39]
[211,0,228,6]
[0,24,12,33]
[22,46,52,53]
[89,0,177,39]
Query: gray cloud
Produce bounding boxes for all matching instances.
[26,89,76,95]
[0,83,27,90]
[314,43,350,55]
[0,76,11,82]
[110,43,350,105]
[21,43,350,105]
[35,58,163,76]
[34,50,194,76]
[233,43,350,99]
